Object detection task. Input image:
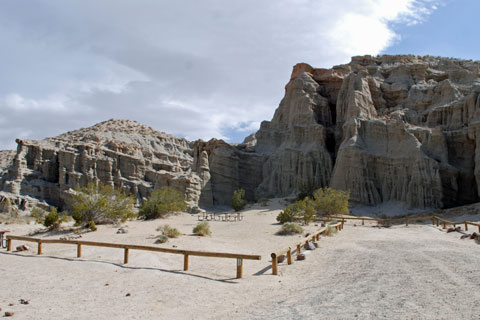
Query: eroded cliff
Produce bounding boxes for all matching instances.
[2,55,480,211]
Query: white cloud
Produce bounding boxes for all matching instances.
[0,0,439,149]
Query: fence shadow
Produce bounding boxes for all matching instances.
[0,250,239,283]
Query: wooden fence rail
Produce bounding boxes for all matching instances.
[320,215,480,232]
[6,235,261,279]
[271,222,343,275]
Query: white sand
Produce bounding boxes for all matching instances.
[1,201,479,319]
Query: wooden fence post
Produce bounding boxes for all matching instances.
[296,243,301,255]
[7,239,12,251]
[405,219,409,227]
[362,219,364,226]
[436,218,439,227]
[432,217,435,225]
[38,241,42,255]
[465,223,468,231]
[124,248,129,264]
[77,243,82,258]
[442,222,446,229]
[287,249,292,265]
[236,258,243,278]
[184,254,189,271]
[271,254,278,275]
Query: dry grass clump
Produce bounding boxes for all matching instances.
[276,222,303,235]
[193,222,211,236]
[157,224,181,238]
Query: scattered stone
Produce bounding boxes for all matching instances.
[4,311,14,317]
[126,293,131,297]
[446,227,456,233]
[277,255,286,263]
[8,303,13,306]
[305,241,315,250]
[470,232,478,240]
[296,254,306,261]
[16,244,30,251]
[116,228,128,234]
[19,299,29,305]
[105,283,109,286]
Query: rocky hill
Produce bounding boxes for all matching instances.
[1,55,480,212]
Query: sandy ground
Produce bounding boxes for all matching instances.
[1,201,479,319]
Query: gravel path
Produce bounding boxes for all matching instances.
[241,224,480,320]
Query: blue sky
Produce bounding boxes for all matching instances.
[385,0,480,61]
[0,0,478,149]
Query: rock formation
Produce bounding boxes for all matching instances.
[0,120,203,211]
[1,55,480,211]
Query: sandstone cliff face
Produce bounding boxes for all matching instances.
[0,120,203,210]
[2,55,480,211]
[256,55,480,209]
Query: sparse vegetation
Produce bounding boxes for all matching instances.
[193,222,211,236]
[156,234,169,243]
[232,188,246,211]
[312,187,349,217]
[276,222,303,235]
[139,187,187,219]
[89,220,97,231]
[157,224,181,238]
[276,198,316,225]
[69,183,136,225]
[43,207,68,230]
[30,207,46,224]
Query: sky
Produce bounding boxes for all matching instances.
[0,0,478,150]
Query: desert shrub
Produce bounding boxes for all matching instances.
[139,187,187,220]
[313,187,350,217]
[276,198,316,225]
[69,183,135,225]
[43,207,68,230]
[30,207,46,224]
[232,188,246,211]
[193,222,211,236]
[89,220,97,231]
[156,234,169,243]
[157,224,181,238]
[276,222,303,235]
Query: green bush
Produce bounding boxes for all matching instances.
[89,220,97,231]
[276,222,303,235]
[193,222,211,236]
[139,187,187,220]
[30,207,46,224]
[69,183,135,225]
[156,234,169,243]
[157,224,181,238]
[43,207,68,230]
[232,189,246,212]
[312,187,350,217]
[276,198,316,225]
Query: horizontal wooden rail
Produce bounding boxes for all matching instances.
[6,235,261,279]
[320,215,480,233]
[271,222,343,275]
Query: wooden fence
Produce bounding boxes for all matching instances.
[319,215,480,232]
[271,221,343,275]
[6,235,261,279]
